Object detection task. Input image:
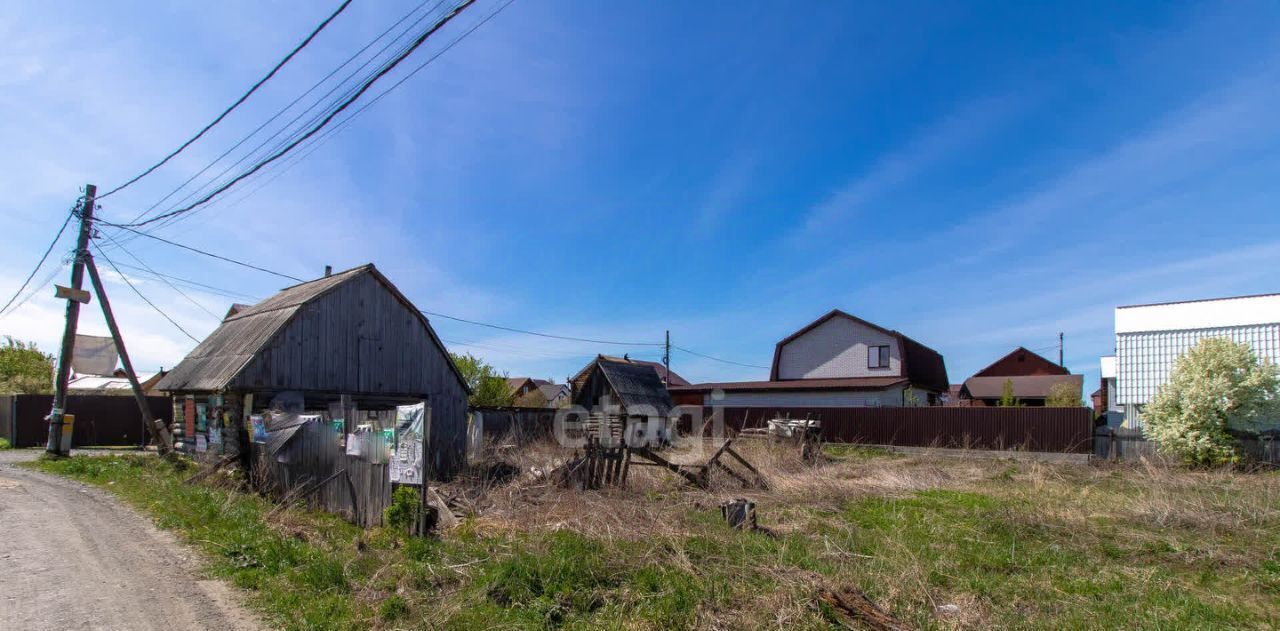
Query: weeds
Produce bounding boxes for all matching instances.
[25,444,1280,630]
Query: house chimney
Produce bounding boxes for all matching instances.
[324,265,332,277]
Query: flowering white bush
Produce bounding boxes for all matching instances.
[1144,337,1280,464]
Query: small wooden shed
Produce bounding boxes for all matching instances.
[155,264,470,478]
[572,356,675,446]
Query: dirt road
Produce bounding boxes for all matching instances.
[0,451,265,631]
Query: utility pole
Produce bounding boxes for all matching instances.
[663,330,671,386]
[45,185,96,456]
[1058,332,1064,368]
[85,254,174,455]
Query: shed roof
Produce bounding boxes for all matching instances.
[961,374,1083,400]
[156,264,467,393]
[571,355,690,388]
[595,357,674,417]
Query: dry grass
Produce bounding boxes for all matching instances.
[33,440,1280,630]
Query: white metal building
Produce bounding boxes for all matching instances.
[1112,293,1280,428]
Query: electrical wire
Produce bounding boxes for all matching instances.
[121,0,446,230]
[672,345,768,369]
[103,261,259,301]
[97,222,304,282]
[93,233,223,321]
[124,0,477,229]
[92,248,200,343]
[115,0,514,244]
[424,310,663,346]
[99,0,355,199]
[0,260,70,321]
[0,204,76,316]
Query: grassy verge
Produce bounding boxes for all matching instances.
[26,451,1280,630]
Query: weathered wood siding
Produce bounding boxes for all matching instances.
[230,272,469,477]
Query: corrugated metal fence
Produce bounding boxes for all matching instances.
[1093,426,1280,463]
[702,406,1095,453]
[0,394,172,448]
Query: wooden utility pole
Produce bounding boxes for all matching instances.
[84,255,174,455]
[663,330,671,386]
[45,185,96,456]
[1059,332,1064,367]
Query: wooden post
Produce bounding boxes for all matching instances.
[45,185,95,456]
[418,402,432,536]
[84,254,173,455]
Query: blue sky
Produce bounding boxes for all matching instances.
[2,1,1279,393]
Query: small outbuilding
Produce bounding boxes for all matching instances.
[155,264,470,478]
[572,356,675,446]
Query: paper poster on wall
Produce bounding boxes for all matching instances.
[250,415,267,443]
[195,434,208,452]
[208,427,222,447]
[345,433,364,457]
[389,403,426,485]
[196,403,208,432]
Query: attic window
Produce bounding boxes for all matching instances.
[869,345,890,369]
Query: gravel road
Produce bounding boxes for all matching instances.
[0,450,266,630]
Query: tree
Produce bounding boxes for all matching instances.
[997,378,1021,407]
[0,337,54,394]
[513,388,548,408]
[449,352,513,407]
[1144,337,1280,465]
[1045,382,1084,407]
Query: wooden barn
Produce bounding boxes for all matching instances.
[155,264,470,479]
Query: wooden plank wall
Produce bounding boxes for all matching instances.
[229,272,469,477]
[474,406,558,442]
[251,420,392,528]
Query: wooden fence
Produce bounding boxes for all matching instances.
[248,419,392,527]
[694,406,1095,454]
[0,394,172,448]
[473,406,557,443]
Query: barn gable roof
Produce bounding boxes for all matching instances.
[156,264,468,393]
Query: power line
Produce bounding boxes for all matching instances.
[99,0,355,199]
[121,0,446,230]
[99,221,304,280]
[124,0,477,229]
[0,204,76,316]
[92,248,200,343]
[93,233,223,321]
[102,261,259,301]
[424,310,664,347]
[0,261,69,322]
[673,345,768,369]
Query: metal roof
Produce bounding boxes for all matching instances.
[670,376,908,393]
[961,374,1083,400]
[1115,293,1280,334]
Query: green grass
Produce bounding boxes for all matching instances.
[0,437,10,450]
[26,454,1280,629]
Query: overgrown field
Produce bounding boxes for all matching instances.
[26,444,1280,630]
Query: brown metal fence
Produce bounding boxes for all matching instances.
[0,394,172,448]
[703,406,1095,454]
